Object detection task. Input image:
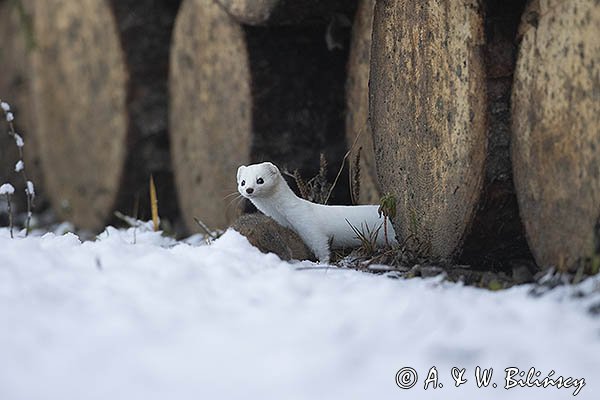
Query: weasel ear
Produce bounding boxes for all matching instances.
[265,162,279,175]
[237,165,246,182]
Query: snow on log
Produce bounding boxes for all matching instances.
[369,0,487,259]
[511,0,600,271]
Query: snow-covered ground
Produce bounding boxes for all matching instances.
[1,226,599,400]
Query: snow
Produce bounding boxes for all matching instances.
[26,180,35,198]
[6,111,14,122]
[15,160,24,172]
[0,183,15,195]
[14,133,24,148]
[0,226,599,400]
[0,101,10,112]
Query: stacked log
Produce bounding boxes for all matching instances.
[370,0,488,259]
[170,0,354,231]
[511,0,600,271]
[31,0,128,230]
[3,0,354,233]
[30,0,180,231]
[170,0,251,231]
[9,0,596,277]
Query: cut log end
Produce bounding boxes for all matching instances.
[511,0,600,271]
[170,0,251,231]
[370,0,487,259]
[31,0,128,230]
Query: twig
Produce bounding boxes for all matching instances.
[324,128,364,205]
[5,193,13,239]
[1,100,34,235]
[194,217,218,240]
[114,211,144,228]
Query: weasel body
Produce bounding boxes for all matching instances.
[237,162,397,263]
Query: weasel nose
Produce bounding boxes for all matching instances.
[246,188,254,194]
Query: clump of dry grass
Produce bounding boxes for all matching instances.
[288,154,331,205]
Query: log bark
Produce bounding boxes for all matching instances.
[511,0,600,271]
[170,0,251,230]
[31,0,128,230]
[231,213,315,261]
[345,0,380,204]
[216,0,356,26]
[370,0,487,259]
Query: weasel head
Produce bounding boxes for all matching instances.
[237,162,281,200]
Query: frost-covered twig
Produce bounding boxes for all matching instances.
[0,183,15,238]
[1,99,34,234]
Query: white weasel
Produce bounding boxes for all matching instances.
[237,162,397,263]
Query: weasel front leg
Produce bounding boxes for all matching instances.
[303,233,331,264]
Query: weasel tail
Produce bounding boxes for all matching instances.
[237,162,397,263]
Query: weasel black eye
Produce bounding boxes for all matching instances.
[241,180,245,186]
[257,178,264,185]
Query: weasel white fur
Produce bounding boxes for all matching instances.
[237,162,397,263]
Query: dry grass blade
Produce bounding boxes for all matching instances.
[345,218,382,256]
[293,169,310,200]
[317,153,329,202]
[378,193,397,246]
[149,175,159,231]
